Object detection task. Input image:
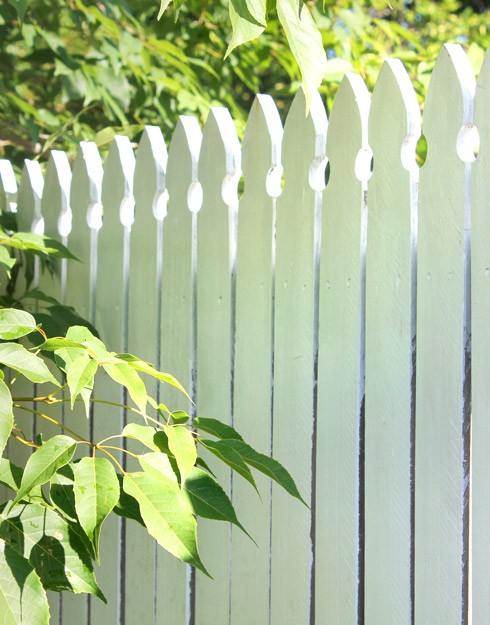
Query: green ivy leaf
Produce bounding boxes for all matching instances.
[123,472,210,577]
[0,343,59,385]
[197,439,258,494]
[0,502,105,600]
[193,417,244,441]
[0,309,36,341]
[164,425,196,487]
[11,435,77,507]
[0,538,50,625]
[0,379,13,458]
[220,438,307,505]
[74,457,119,562]
[276,0,327,110]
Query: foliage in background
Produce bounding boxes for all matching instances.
[0,229,305,625]
[1,0,490,170]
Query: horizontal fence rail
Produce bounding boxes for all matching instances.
[1,41,489,625]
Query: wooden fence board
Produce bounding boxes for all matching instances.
[157,115,202,625]
[230,94,283,625]
[470,44,490,625]
[271,87,327,625]
[194,107,241,625]
[316,73,369,625]
[365,59,420,625]
[125,126,167,625]
[414,43,475,625]
[92,135,135,625]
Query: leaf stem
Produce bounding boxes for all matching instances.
[98,444,141,459]
[96,447,125,474]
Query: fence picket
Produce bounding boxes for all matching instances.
[316,73,370,625]
[230,94,283,624]
[414,43,475,625]
[470,44,490,625]
[365,59,420,625]
[194,107,241,625]
[158,115,202,624]
[124,126,168,625]
[271,87,327,625]
[92,135,135,625]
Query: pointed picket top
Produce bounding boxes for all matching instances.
[326,72,371,175]
[41,150,72,240]
[241,93,283,191]
[17,160,44,234]
[285,86,327,164]
[469,42,490,625]
[102,135,136,231]
[230,93,283,624]
[0,160,18,213]
[134,126,168,221]
[424,43,476,159]
[364,58,420,625]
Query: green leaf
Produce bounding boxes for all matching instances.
[66,354,97,408]
[164,425,197,486]
[138,452,178,483]
[0,379,13,458]
[276,0,327,110]
[74,457,119,562]
[183,467,254,541]
[0,247,16,278]
[11,435,77,507]
[6,0,29,22]
[193,417,244,441]
[112,474,144,527]
[103,362,147,414]
[121,424,165,452]
[170,410,190,425]
[226,0,265,57]
[0,461,45,504]
[157,0,173,19]
[5,233,78,260]
[197,439,258,493]
[37,338,86,351]
[0,343,59,385]
[114,354,190,399]
[220,439,307,505]
[0,538,50,625]
[0,309,36,341]
[123,472,210,577]
[50,465,77,522]
[0,503,105,600]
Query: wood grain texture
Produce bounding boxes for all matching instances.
[365,59,420,625]
[271,88,326,625]
[315,73,369,625]
[414,44,474,625]
[230,94,283,625]
[194,107,240,625]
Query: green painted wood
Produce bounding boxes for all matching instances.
[125,126,168,625]
[470,45,490,625]
[195,107,240,625]
[158,115,201,624]
[414,44,475,625]
[365,59,420,625]
[61,142,103,625]
[315,74,369,625]
[92,135,135,625]
[230,94,283,624]
[271,88,326,625]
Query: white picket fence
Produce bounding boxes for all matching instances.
[1,41,489,625]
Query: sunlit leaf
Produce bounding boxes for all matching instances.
[164,425,196,486]
[103,362,147,414]
[11,435,77,507]
[66,354,97,408]
[193,417,244,441]
[0,308,36,340]
[0,379,13,458]
[197,439,258,493]
[0,343,59,385]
